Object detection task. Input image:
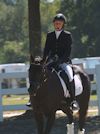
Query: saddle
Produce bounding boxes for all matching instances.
[52,67,83,98]
[45,58,83,98]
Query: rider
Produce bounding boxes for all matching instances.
[42,13,79,110]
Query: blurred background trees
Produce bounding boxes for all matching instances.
[60,0,100,58]
[0,0,28,63]
[0,0,100,63]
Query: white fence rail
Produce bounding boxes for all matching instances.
[0,72,30,122]
[85,65,100,115]
[0,65,100,122]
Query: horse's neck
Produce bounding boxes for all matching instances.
[46,69,59,84]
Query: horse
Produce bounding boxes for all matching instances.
[29,57,90,134]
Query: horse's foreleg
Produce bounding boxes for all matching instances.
[67,123,74,134]
[44,112,55,134]
[66,109,74,134]
[62,104,73,124]
[34,112,44,134]
[62,105,74,134]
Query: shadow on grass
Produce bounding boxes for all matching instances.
[0,110,99,134]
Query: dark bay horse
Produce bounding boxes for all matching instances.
[29,58,90,134]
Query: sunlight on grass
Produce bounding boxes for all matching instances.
[90,95,97,100]
[2,95,29,105]
[2,94,97,106]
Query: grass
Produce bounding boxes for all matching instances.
[2,95,29,105]
[2,94,98,117]
[90,95,97,100]
[2,94,97,106]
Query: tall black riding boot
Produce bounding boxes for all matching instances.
[69,80,79,110]
[26,84,35,107]
[26,99,31,107]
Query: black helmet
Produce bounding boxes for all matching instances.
[53,13,66,23]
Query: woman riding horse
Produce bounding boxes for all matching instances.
[43,13,79,110]
[27,13,78,110]
[29,57,90,134]
[27,14,90,134]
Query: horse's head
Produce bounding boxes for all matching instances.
[30,56,43,78]
[29,56,45,92]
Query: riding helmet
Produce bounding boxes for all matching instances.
[53,13,67,23]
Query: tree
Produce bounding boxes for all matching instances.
[0,1,29,63]
[0,0,61,63]
[28,0,41,58]
[60,0,100,58]
[2,41,27,63]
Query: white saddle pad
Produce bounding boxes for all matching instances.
[57,71,83,98]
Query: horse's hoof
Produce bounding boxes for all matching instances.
[67,123,74,134]
[78,129,85,134]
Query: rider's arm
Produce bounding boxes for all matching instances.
[61,33,72,62]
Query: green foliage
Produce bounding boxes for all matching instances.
[60,0,100,58]
[0,0,29,63]
[1,41,28,63]
[0,0,61,63]
[1,0,99,64]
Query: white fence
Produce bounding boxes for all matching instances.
[0,72,30,122]
[85,65,100,115]
[0,65,100,122]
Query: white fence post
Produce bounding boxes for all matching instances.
[95,65,100,115]
[0,81,3,122]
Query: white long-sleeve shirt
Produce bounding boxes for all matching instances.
[55,30,62,39]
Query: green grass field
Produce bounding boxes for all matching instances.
[2,94,97,106]
[3,95,29,105]
[90,95,97,100]
[2,94,98,117]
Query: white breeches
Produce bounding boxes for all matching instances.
[59,63,73,82]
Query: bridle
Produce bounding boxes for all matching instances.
[32,63,48,96]
[32,57,59,96]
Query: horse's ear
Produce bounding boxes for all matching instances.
[30,54,34,63]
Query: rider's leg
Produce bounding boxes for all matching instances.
[65,65,79,110]
[69,79,76,101]
[26,84,33,107]
[60,63,79,110]
[26,83,36,107]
